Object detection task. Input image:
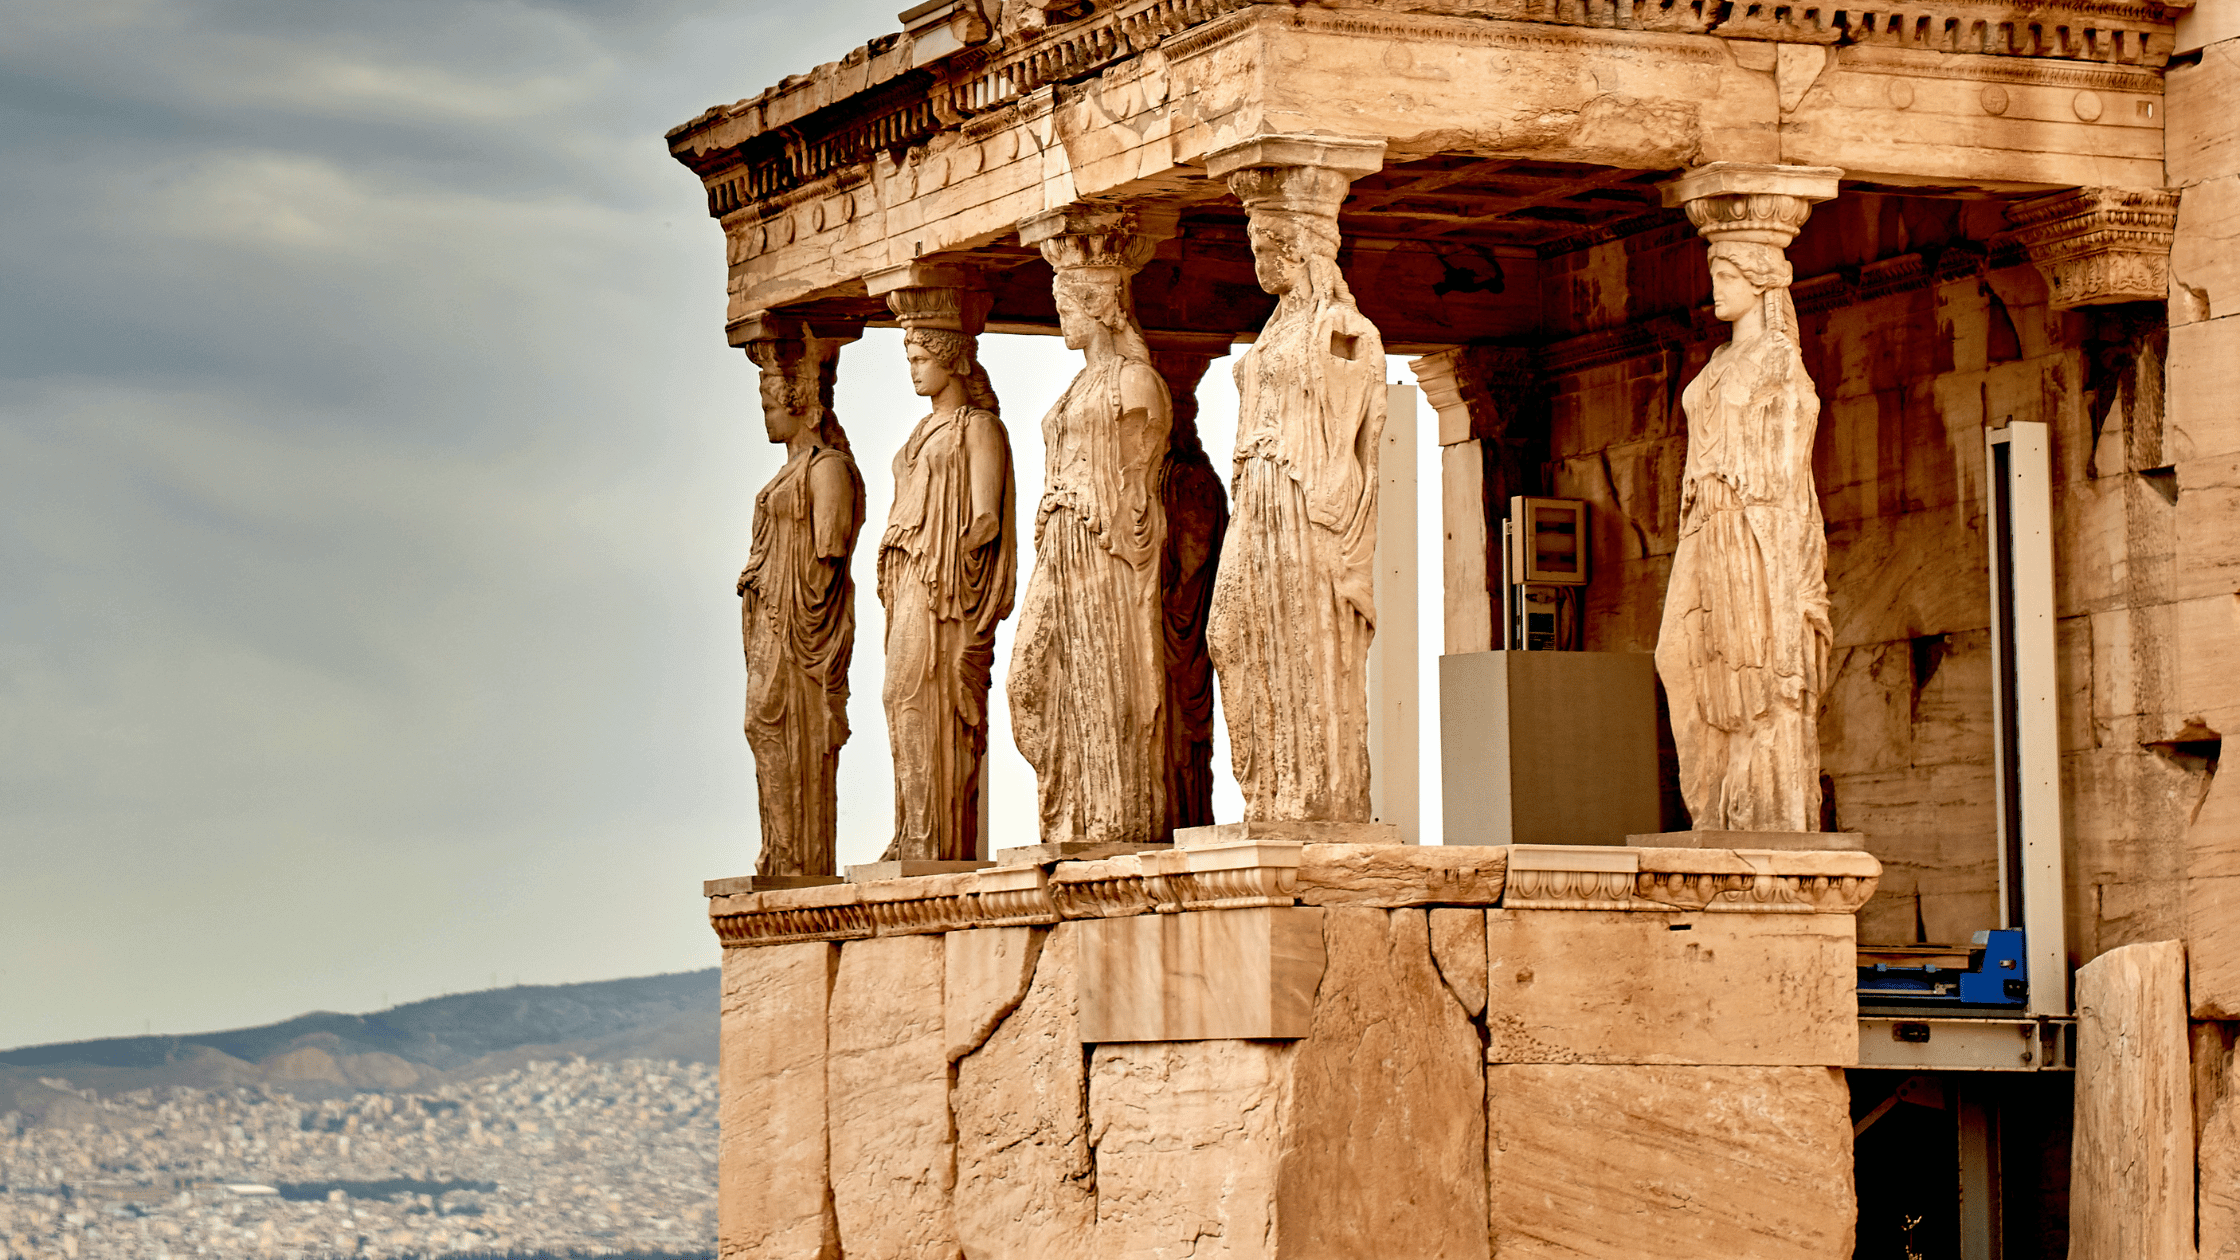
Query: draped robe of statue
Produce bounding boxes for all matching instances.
[1654,295,1832,831]
[1206,284,1385,821]
[1156,390,1228,833]
[880,404,1017,860]
[741,442,865,876]
[1009,357,1171,843]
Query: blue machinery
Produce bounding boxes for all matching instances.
[1859,929,2029,1009]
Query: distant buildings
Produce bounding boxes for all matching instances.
[0,1058,714,1259]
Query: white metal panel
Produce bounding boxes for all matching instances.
[1369,382,1420,842]
[1987,422,2071,1017]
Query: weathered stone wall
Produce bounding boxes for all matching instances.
[2168,23,2240,1021]
[711,842,1870,1258]
[1534,191,2212,960]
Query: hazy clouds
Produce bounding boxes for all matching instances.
[0,0,1087,1048]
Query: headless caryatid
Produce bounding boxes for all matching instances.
[1148,336,1231,834]
[737,319,864,879]
[873,273,1017,862]
[1203,135,1389,823]
[1655,164,1842,832]
[1008,208,1172,844]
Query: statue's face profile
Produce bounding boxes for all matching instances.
[904,339,953,399]
[759,370,802,444]
[1709,259,1757,324]
[1246,220,1304,296]
[1056,286,1094,351]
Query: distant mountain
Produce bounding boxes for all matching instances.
[0,970,717,1106]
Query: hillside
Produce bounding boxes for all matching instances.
[0,970,718,1106]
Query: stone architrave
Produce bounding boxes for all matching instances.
[719,941,840,1260]
[1654,163,1843,833]
[1486,1064,1856,1258]
[954,922,1095,1260]
[736,314,866,881]
[1204,133,1390,824]
[1147,331,1233,836]
[827,934,957,1259]
[1007,206,1173,845]
[867,264,1017,863]
[2070,940,2193,1260]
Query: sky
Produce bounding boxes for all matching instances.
[0,0,1443,1051]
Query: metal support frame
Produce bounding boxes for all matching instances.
[1985,422,2070,1017]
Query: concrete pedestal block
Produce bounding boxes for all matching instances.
[1440,650,1659,847]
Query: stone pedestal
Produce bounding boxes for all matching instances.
[844,859,992,882]
[1629,829,1867,852]
[706,840,1876,1258]
[1175,820,1402,848]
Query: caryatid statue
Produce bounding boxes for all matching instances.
[1146,332,1233,835]
[1202,134,1389,823]
[865,265,1018,862]
[1007,206,1173,845]
[736,316,865,880]
[1654,163,1843,832]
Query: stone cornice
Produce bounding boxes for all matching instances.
[671,0,2175,228]
[707,841,1879,947]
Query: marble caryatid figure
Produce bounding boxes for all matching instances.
[737,319,864,879]
[874,274,1017,862]
[1148,335,1231,834]
[1655,164,1842,832]
[1008,207,1173,844]
[1203,135,1389,823]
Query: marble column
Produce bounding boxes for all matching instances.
[1202,133,1390,827]
[734,314,866,885]
[1654,163,1842,835]
[1007,205,1172,846]
[1146,331,1232,835]
[865,263,1017,863]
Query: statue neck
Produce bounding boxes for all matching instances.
[1729,301,1769,346]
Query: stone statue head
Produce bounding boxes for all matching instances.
[1229,164,1355,306]
[1705,240,1798,336]
[1053,269,1151,361]
[747,334,849,453]
[904,327,1001,417]
[1248,212,1350,302]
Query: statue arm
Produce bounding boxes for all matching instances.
[962,409,1007,550]
[1113,362,1172,568]
[807,455,857,560]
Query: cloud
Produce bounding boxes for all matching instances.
[0,0,967,1048]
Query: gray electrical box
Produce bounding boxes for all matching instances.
[1440,650,1660,847]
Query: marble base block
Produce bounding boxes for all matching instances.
[703,874,844,895]
[994,840,1171,866]
[844,859,994,882]
[1628,829,1866,852]
[1175,820,1404,849]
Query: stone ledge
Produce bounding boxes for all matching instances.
[707,842,1880,947]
